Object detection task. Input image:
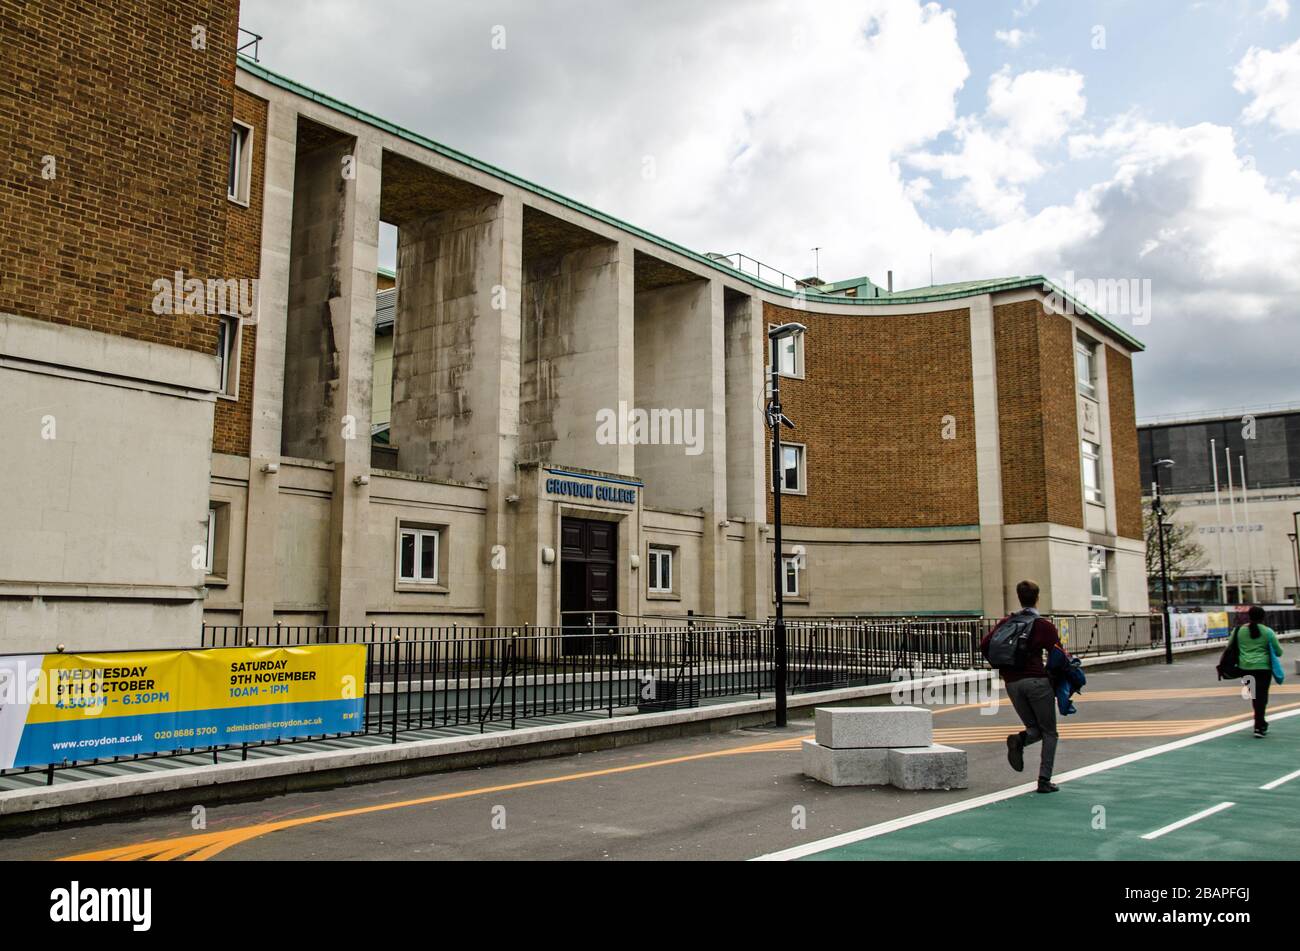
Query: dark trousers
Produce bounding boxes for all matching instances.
[1245,669,1272,730]
[1006,677,1058,780]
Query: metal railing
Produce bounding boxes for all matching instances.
[13,611,1266,784]
[237,27,262,61]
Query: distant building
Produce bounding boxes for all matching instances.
[1139,404,1300,605]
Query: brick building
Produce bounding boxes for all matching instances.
[0,1,1147,651]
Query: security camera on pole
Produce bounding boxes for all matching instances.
[767,321,806,728]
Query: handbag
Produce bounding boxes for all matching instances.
[1216,628,1243,680]
[1271,641,1286,685]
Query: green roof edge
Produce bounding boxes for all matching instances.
[235,55,1143,353]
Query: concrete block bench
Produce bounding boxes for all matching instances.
[887,745,968,790]
[815,706,932,749]
[802,705,967,790]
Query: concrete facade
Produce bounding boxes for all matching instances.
[0,13,1149,651]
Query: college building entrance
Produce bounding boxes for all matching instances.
[560,516,618,652]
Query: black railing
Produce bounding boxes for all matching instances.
[237,27,262,61]
[11,611,1262,785]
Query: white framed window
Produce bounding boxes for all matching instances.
[398,526,440,584]
[1082,439,1103,504]
[216,314,240,397]
[769,327,803,378]
[648,547,674,594]
[779,442,806,494]
[228,120,253,205]
[782,555,802,597]
[204,506,217,575]
[1089,546,1109,610]
[1075,336,1097,396]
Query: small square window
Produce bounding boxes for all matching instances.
[228,121,253,204]
[648,547,674,594]
[779,443,806,494]
[769,328,803,377]
[398,526,440,584]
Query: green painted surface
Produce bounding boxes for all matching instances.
[804,717,1300,861]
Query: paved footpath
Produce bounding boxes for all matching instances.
[2,656,1296,861]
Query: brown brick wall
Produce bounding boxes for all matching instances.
[0,0,239,356]
[212,87,266,457]
[994,300,1084,528]
[1106,346,1143,540]
[764,302,979,529]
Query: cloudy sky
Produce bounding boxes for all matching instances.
[240,0,1300,417]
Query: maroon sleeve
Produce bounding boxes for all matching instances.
[1035,619,1063,653]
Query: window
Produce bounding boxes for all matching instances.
[770,329,803,377]
[204,506,217,575]
[782,555,801,597]
[648,547,673,594]
[216,314,239,397]
[398,526,440,584]
[1075,337,1097,396]
[1082,439,1103,504]
[779,443,806,494]
[228,121,253,204]
[1089,547,1109,610]
[204,501,230,581]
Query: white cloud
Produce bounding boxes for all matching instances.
[1261,0,1290,21]
[239,0,1300,413]
[907,67,1086,221]
[1234,38,1300,132]
[1013,0,1041,18]
[994,28,1034,48]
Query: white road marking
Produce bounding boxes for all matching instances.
[753,707,1300,861]
[1141,802,1235,840]
[1260,767,1300,791]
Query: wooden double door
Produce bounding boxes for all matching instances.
[560,517,617,651]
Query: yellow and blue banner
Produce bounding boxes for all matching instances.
[0,645,366,770]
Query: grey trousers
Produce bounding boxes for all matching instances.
[1006,676,1058,780]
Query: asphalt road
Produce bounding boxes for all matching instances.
[4,655,1294,861]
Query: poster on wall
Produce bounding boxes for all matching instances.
[0,644,365,770]
[1170,613,1210,642]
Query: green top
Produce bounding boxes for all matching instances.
[1232,625,1282,670]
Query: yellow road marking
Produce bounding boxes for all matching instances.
[57,690,1295,862]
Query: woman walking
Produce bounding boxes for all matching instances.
[1233,605,1284,737]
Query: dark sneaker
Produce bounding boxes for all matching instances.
[1006,733,1025,772]
[1261,722,1269,735]
[1037,779,1059,793]
[1254,728,1265,738]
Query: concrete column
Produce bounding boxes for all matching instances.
[240,100,297,626]
[520,238,634,474]
[724,291,767,619]
[324,135,381,628]
[391,195,521,487]
[969,295,1007,616]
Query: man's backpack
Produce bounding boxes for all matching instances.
[985,611,1037,670]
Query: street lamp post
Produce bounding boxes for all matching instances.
[767,322,806,728]
[1151,458,1175,664]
